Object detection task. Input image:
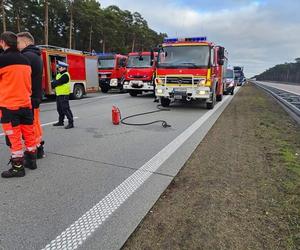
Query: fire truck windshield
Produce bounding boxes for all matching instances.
[127,55,151,68]
[158,45,210,68]
[98,58,115,69]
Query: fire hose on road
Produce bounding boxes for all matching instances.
[112,105,172,128]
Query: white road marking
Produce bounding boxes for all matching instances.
[42,92,237,250]
[0,117,79,137]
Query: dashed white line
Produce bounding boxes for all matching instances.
[42,92,237,250]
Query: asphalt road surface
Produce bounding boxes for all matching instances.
[256,81,300,95]
[0,90,237,250]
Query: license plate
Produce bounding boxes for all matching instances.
[173,88,187,93]
[174,95,183,100]
[131,80,143,86]
[101,75,106,78]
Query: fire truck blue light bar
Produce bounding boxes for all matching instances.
[163,38,178,43]
[163,37,207,43]
[185,37,207,42]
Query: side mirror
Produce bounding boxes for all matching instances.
[150,50,154,66]
[218,59,224,65]
[218,47,225,60]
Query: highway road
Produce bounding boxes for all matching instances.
[254,81,300,123]
[0,91,237,250]
[256,81,300,95]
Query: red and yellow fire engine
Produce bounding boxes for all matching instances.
[97,54,127,93]
[155,37,228,109]
[39,45,99,99]
[123,51,158,96]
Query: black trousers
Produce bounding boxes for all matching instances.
[56,95,73,124]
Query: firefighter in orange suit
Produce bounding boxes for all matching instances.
[17,32,45,159]
[0,32,37,178]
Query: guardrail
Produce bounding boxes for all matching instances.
[252,81,300,121]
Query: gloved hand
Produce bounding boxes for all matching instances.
[51,80,56,89]
[31,98,42,109]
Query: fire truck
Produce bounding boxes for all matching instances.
[98,53,127,93]
[123,51,158,96]
[155,37,228,109]
[39,45,99,99]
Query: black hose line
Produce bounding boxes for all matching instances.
[120,105,171,128]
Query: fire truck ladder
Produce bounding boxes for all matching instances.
[37,45,93,55]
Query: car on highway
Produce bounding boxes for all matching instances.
[234,66,245,86]
[224,68,236,95]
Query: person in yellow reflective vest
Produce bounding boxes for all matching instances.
[51,61,74,129]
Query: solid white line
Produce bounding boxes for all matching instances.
[0,117,79,137]
[42,92,237,250]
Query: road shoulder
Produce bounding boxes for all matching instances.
[123,83,300,249]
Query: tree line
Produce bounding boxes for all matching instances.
[256,58,300,84]
[0,0,167,53]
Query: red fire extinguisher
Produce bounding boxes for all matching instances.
[112,106,121,125]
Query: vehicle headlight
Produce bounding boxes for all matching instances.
[110,78,118,85]
[155,78,164,84]
[124,81,129,85]
[157,89,163,94]
[198,90,206,95]
[196,78,206,87]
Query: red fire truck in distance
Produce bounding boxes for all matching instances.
[98,54,127,93]
[155,37,228,109]
[39,45,99,99]
[123,51,158,96]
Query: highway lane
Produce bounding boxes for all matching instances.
[256,81,300,95]
[0,90,237,250]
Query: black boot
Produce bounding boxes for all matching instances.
[1,157,25,178]
[24,151,37,170]
[65,123,74,129]
[53,122,64,126]
[37,141,45,159]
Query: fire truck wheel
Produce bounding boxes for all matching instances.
[72,84,84,99]
[100,86,109,93]
[129,91,138,97]
[161,97,171,107]
[206,93,216,109]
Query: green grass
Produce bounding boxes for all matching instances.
[253,87,300,248]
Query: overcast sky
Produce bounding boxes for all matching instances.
[99,0,300,77]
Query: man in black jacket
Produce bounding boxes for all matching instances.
[17,32,45,159]
[51,61,74,129]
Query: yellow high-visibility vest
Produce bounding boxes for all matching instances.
[55,72,71,96]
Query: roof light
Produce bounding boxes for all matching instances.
[185,37,207,42]
[163,38,178,43]
[163,36,207,43]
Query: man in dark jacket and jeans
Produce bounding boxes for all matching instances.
[17,32,45,159]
